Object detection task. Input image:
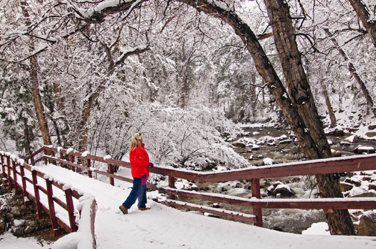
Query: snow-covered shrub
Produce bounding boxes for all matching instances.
[88,100,249,170]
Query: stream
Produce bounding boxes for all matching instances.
[235,126,376,165]
[176,126,376,234]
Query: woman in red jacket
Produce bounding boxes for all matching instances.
[119,133,151,214]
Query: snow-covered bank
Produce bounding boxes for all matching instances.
[0,232,50,248]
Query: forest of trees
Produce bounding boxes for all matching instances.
[0,0,375,235]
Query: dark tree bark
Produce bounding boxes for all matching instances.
[348,0,376,48]
[30,55,52,146]
[264,0,330,157]
[173,0,355,235]
[321,80,337,128]
[250,73,257,118]
[263,0,354,235]
[23,119,32,158]
[324,28,376,118]
[177,0,322,159]
[21,0,52,146]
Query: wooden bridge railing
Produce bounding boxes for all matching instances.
[20,146,376,228]
[0,151,97,248]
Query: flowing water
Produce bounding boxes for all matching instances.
[176,126,376,234]
[235,126,376,165]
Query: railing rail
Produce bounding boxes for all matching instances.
[34,146,376,228]
[4,146,376,231]
[24,147,45,165]
[0,151,97,248]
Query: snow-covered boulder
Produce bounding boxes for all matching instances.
[348,186,376,198]
[340,182,353,192]
[263,158,273,165]
[331,149,341,157]
[279,134,288,140]
[279,139,293,144]
[251,144,260,150]
[368,182,376,191]
[358,211,376,236]
[232,139,246,148]
[267,182,295,197]
[273,184,295,197]
[353,145,375,154]
[344,177,362,187]
[340,141,351,146]
[345,135,359,143]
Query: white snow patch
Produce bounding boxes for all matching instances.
[263,158,274,165]
[302,222,330,235]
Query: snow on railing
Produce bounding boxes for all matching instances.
[52,195,97,249]
[0,151,97,248]
[16,146,376,229]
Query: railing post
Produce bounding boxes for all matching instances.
[6,155,12,185]
[46,179,62,236]
[168,176,176,200]
[44,148,48,165]
[65,189,78,232]
[32,170,43,219]
[30,152,34,165]
[12,159,19,195]
[51,151,56,165]
[251,178,263,227]
[19,162,29,205]
[59,151,65,168]
[108,164,114,186]
[87,158,92,178]
[1,154,7,184]
[90,200,97,249]
[44,148,54,165]
[69,154,75,171]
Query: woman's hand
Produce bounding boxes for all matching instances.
[141,175,147,185]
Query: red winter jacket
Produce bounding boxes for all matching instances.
[129,143,149,178]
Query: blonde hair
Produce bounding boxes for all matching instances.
[129,133,142,153]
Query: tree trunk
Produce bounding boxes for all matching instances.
[348,0,376,48]
[264,0,330,157]
[53,82,70,146]
[30,56,52,146]
[180,67,189,109]
[178,0,319,158]
[21,0,52,146]
[175,0,354,235]
[324,28,376,117]
[23,119,32,158]
[263,0,354,235]
[321,80,337,127]
[250,73,257,118]
[79,83,106,153]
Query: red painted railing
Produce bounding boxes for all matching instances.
[22,146,376,228]
[0,151,97,248]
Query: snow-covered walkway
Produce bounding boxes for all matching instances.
[15,164,376,248]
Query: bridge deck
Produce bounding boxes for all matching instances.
[34,163,376,249]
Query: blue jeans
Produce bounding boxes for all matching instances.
[122,178,147,209]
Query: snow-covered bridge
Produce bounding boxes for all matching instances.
[1,148,376,248]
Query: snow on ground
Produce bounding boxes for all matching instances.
[1,164,376,249]
[302,222,330,236]
[0,232,48,248]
